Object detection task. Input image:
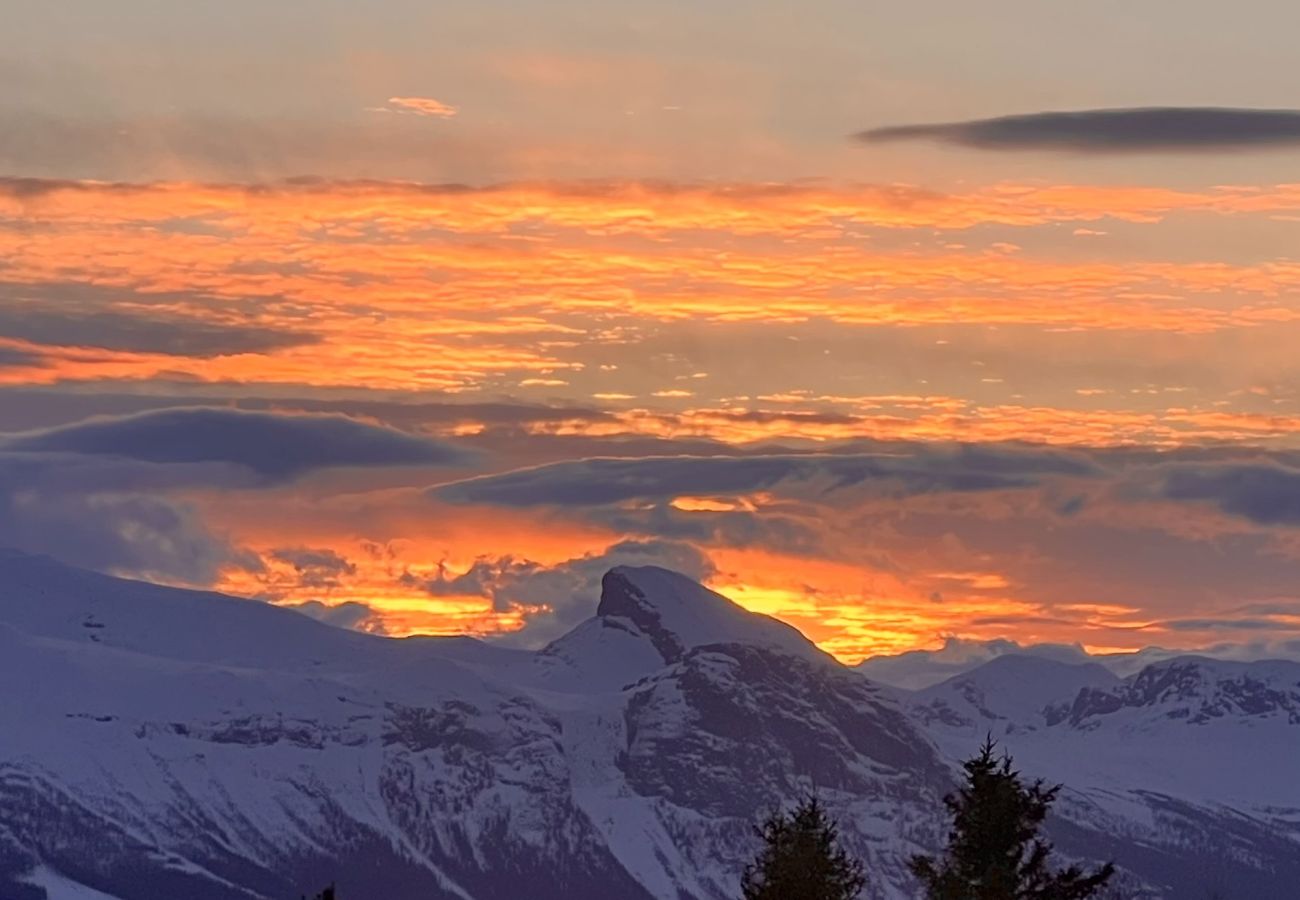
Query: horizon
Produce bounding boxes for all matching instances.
[6,1,1300,665]
[0,544,1288,676]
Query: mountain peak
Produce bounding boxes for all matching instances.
[1064,655,1300,727]
[595,565,823,665]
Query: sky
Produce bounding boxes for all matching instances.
[5,1,1300,662]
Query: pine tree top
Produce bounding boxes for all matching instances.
[741,796,867,900]
[910,738,1114,900]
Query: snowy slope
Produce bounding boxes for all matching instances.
[855,638,1093,690]
[1,552,1298,899]
[910,654,1120,752]
[0,555,942,900]
[903,652,1300,897]
[22,867,123,900]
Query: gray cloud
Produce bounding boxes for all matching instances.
[430,447,1094,508]
[0,407,468,580]
[0,299,319,357]
[857,107,1300,153]
[0,406,463,582]
[270,546,358,588]
[1159,464,1300,526]
[0,453,255,584]
[412,538,716,646]
[0,346,47,368]
[0,386,616,435]
[0,176,144,201]
[6,407,466,483]
[285,599,387,633]
[1162,617,1298,632]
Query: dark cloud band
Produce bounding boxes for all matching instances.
[857,107,1300,152]
[5,407,466,482]
[0,346,48,369]
[1160,464,1300,525]
[429,447,1095,508]
[0,283,320,357]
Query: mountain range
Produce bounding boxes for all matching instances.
[1,550,1297,899]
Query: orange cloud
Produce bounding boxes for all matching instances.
[4,175,1300,448]
[380,96,459,118]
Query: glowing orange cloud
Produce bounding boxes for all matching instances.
[380,96,460,118]
[3,175,1300,451]
[8,177,1300,234]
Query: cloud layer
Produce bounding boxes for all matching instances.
[0,290,320,358]
[430,447,1095,508]
[0,408,463,582]
[1161,463,1300,525]
[7,407,465,483]
[858,107,1300,152]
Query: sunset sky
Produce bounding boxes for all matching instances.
[5,1,1300,661]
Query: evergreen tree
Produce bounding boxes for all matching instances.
[741,796,866,900]
[910,738,1114,900]
[301,885,335,900]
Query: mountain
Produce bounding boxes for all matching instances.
[0,554,946,900]
[910,653,1120,750]
[1,552,1298,899]
[900,653,1300,898]
[854,638,1095,689]
[855,635,1300,687]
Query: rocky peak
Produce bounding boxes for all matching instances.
[595,566,825,666]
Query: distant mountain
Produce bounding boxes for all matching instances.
[854,637,1093,689]
[899,652,1300,898]
[911,653,1120,745]
[855,635,1300,687]
[0,552,1298,899]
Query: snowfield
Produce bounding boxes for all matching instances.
[0,550,1297,899]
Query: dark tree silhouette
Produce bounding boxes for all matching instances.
[741,796,867,900]
[910,737,1114,900]
[301,885,335,900]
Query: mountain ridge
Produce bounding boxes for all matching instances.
[1,551,1298,899]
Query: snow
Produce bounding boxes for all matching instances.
[909,652,1300,812]
[857,632,1300,687]
[915,654,1119,732]
[23,867,123,900]
[856,637,1093,689]
[600,565,829,664]
[0,550,1298,899]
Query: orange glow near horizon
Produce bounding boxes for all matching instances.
[8,173,1300,661]
[191,521,1265,664]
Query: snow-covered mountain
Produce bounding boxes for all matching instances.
[910,653,1120,745]
[852,637,1279,689]
[0,553,946,900]
[899,653,1300,898]
[1,551,1298,899]
[854,638,1094,690]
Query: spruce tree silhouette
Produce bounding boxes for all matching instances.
[741,796,866,900]
[910,737,1114,900]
